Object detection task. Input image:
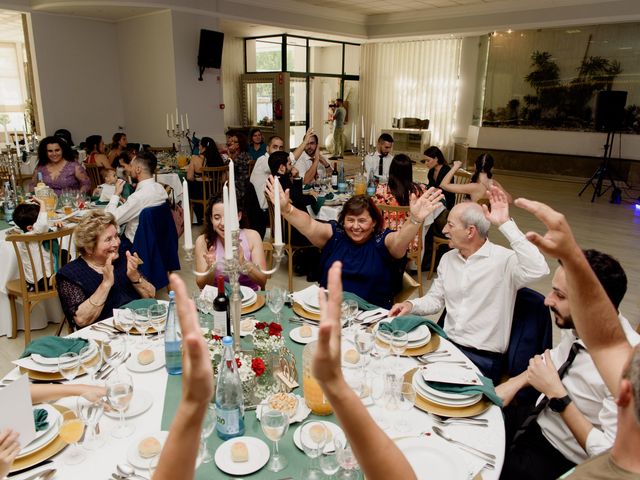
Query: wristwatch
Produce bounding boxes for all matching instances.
[549,395,572,413]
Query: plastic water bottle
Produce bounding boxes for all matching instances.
[4,182,15,223]
[164,291,182,375]
[215,336,244,440]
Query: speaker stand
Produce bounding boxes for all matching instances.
[578,130,629,203]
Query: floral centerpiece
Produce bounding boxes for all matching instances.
[252,322,284,355]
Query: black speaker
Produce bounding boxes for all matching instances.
[594,90,627,132]
[197,29,224,69]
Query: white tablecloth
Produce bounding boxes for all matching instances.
[156,173,183,203]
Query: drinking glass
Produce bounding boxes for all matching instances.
[58,352,80,381]
[335,437,359,479]
[79,345,101,384]
[320,452,340,476]
[117,309,135,347]
[266,287,286,324]
[101,336,127,374]
[59,409,86,464]
[396,382,417,434]
[299,421,329,480]
[354,329,375,378]
[149,304,167,338]
[390,330,409,370]
[369,374,390,430]
[198,404,216,464]
[77,391,105,450]
[106,373,135,438]
[261,408,289,472]
[134,308,150,347]
[341,299,358,333]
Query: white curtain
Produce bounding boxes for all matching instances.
[221,36,244,128]
[360,38,462,152]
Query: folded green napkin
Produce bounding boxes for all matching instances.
[426,375,503,407]
[377,315,448,339]
[122,298,158,310]
[311,197,326,215]
[93,200,110,206]
[33,408,49,432]
[342,291,378,311]
[324,192,335,200]
[20,336,89,359]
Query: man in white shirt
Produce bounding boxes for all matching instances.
[251,135,286,211]
[292,133,333,185]
[497,248,640,480]
[364,133,394,182]
[107,151,168,244]
[389,186,549,383]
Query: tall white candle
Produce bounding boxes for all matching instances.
[175,108,179,126]
[361,116,364,136]
[170,114,174,131]
[166,114,169,130]
[228,160,238,231]
[223,184,233,260]
[182,178,193,249]
[3,124,8,146]
[274,177,283,245]
[351,124,355,145]
[24,114,28,135]
[13,127,19,155]
[185,114,189,130]
[180,115,184,131]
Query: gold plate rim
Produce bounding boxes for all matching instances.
[376,333,440,356]
[242,294,265,314]
[292,302,321,321]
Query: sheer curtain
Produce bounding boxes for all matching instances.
[221,36,244,128]
[360,38,462,153]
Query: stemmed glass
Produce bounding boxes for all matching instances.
[341,300,358,333]
[198,404,216,464]
[369,374,390,430]
[390,330,408,370]
[58,352,80,381]
[134,308,150,348]
[106,373,135,438]
[77,391,105,450]
[354,329,375,379]
[300,421,329,480]
[149,304,167,339]
[266,287,286,325]
[79,345,101,384]
[59,409,86,464]
[261,408,289,472]
[396,382,417,434]
[335,437,359,479]
[116,309,135,347]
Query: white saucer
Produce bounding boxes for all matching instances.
[293,421,344,454]
[214,436,270,476]
[127,431,169,469]
[125,349,166,373]
[105,389,153,419]
[289,326,319,344]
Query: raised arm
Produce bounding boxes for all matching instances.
[439,161,474,195]
[291,128,314,161]
[265,175,332,248]
[315,262,417,480]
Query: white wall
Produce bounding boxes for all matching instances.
[453,36,480,144]
[28,12,124,143]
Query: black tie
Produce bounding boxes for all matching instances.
[511,342,584,445]
[378,154,384,176]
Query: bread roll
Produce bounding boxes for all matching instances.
[343,348,360,364]
[309,423,333,443]
[137,349,155,365]
[299,325,313,338]
[138,437,162,458]
[240,318,253,332]
[230,441,249,463]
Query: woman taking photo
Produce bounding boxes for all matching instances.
[248,128,266,161]
[194,195,267,290]
[84,135,111,169]
[29,136,92,195]
[186,137,225,223]
[423,146,455,210]
[440,153,512,203]
[57,211,155,328]
[266,177,443,308]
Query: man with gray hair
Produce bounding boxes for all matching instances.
[390,186,549,383]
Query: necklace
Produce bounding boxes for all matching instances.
[84,257,106,273]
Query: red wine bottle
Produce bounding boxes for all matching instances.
[213,276,230,336]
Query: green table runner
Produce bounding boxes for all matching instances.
[161,303,338,479]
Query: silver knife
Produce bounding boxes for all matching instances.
[22,468,56,480]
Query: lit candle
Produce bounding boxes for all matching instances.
[228,160,238,231]
[182,178,193,249]
[166,113,169,131]
[185,114,189,130]
[223,183,233,260]
[274,177,282,245]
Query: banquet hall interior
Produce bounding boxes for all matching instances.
[0,0,639,479]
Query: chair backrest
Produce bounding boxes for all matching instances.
[376,204,423,261]
[263,241,273,270]
[453,168,472,206]
[84,163,102,191]
[201,166,227,203]
[6,226,76,297]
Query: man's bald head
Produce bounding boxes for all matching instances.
[452,202,490,239]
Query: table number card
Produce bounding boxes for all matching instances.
[274,347,299,390]
[0,375,36,449]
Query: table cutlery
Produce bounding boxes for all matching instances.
[417,357,472,368]
[432,426,496,464]
[429,415,488,428]
[92,323,119,333]
[23,468,56,480]
[96,352,122,375]
[116,463,149,480]
[101,353,131,380]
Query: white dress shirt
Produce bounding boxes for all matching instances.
[250,154,271,210]
[106,178,168,243]
[293,151,329,183]
[409,220,549,353]
[364,151,393,181]
[537,315,640,464]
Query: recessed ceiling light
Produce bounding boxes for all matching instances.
[507,29,512,34]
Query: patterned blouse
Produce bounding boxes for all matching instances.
[30,160,92,195]
[374,183,427,253]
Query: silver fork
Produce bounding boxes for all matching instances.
[429,414,488,427]
[432,426,496,464]
[417,358,472,368]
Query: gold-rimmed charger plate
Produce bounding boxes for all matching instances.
[292,302,321,321]
[19,367,86,381]
[9,405,72,473]
[115,325,158,335]
[242,295,265,314]
[404,368,491,418]
[375,333,440,357]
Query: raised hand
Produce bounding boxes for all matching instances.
[115,179,126,196]
[102,252,116,287]
[409,187,444,222]
[125,251,141,281]
[203,244,216,268]
[526,350,567,399]
[265,175,292,215]
[482,185,510,226]
[452,160,463,170]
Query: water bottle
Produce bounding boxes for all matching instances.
[366,170,376,197]
[215,336,244,440]
[164,291,182,375]
[4,182,15,223]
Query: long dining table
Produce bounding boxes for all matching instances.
[4,297,505,480]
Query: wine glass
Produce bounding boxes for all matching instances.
[198,404,216,464]
[266,287,286,324]
[396,382,417,434]
[58,352,80,381]
[335,437,359,479]
[354,329,375,378]
[261,408,289,472]
[299,421,329,480]
[390,330,408,370]
[149,304,167,338]
[134,308,150,348]
[101,336,127,374]
[116,309,135,347]
[341,300,358,333]
[76,391,105,450]
[106,373,135,438]
[369,374,390,430]
[320,452,340,476]
[79,345,101,384]
[59,409,86,464]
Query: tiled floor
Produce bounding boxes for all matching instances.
[2,167,639,377]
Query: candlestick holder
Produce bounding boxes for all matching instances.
[182,245,195,262]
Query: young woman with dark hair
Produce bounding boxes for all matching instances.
[440,152,512,203]
[187,137,225,223]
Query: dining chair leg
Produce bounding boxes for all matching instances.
[8,295,17,339]
[288,247,294,293]
[55,316,67,336]
[23,303,32,346]
[417,262,424,296]
[428,243,438,280]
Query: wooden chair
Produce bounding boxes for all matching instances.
[427,168,473,280]
[5,226,76,346]
[377,204,424,296]
[394,272,421,304]
[84,163,102,192]
[263,241,273,271]
[190,166,227,219]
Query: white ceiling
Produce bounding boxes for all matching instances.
[287,0,507,15]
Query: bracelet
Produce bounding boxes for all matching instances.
[88,296,106,307]
[285,204,294,215]
[131,276,143,284]
[409,215,422,226]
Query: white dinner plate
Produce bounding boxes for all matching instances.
[301,286,321,310]
[105,389,153,419]
[414,369,480,402]
[289,326,319,344]
[256,394,312,424]
[395,436,471,479]
[214,436,270,476]
[17,405,62,459]
[240,286,258,307]
[125,348,166,373]
[412,372,482,407]
[30,341,97,366]
[293,421,344,454]
[375,323,431,344]
[127,431,169,469]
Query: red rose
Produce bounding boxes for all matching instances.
[235,357,242,369]
[251,357,266,377]
[255,322,267,330]
[212,335,222,342]
[268,322,283,337]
